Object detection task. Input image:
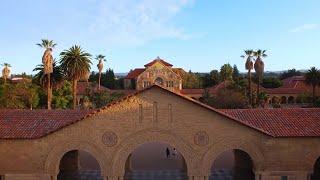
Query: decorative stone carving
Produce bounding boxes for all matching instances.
[102,131,118,147]
[194,131,209,146]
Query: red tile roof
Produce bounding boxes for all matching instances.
[125,68,145,79]
[222,108,320,137]
[0,110,91,139]
[281,76,305,88]
[263,88,306,95]
[262,76,312,95]
[144,58,173,67]
[1,85,320,139]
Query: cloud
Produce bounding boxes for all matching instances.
[87,0,199,47]
[290,24,318,33]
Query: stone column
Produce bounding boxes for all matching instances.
[293,171,311,180]
[51,174,57,180]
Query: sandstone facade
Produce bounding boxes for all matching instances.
[0,86,319,180]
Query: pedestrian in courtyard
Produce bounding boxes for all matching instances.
[172,148,177,157]
[166,147,170,158]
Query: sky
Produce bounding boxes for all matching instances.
[0,0,320,74]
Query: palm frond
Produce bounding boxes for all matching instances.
[59,45,92,80]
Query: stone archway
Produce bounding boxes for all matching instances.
[124,142,188,179]
[201,137,264,177]
[210,149,254,180]
[154,77,164,86]
[281,96,287,104]
[310,155,320,180]
[45,140,109,178]
[288,96,295,104]
[57,150,102,180]
[110,129,197,178]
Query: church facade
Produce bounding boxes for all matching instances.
[124,57,184,92]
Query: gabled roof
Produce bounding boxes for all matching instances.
[281,76,305,88]
[125,68,145,79]
[1,85,320,139]
[144,57,173,67]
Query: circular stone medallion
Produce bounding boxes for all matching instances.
[102,131,118,147]
[194,131,209,146]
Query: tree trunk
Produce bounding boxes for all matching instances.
[4,77,6,84]
[313,85,316,106]
[248,70,252,107]
[47,74,52,110]
[98,72,101,91]
[72,79,78,109]
[257,76,260,106]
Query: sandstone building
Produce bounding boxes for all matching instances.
[0,85,320,180]
[124,57,184,92]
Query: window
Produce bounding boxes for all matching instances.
[143,81,151,88]
[155,77,164,86]
[166,81,174,87]
[281,176,288,180]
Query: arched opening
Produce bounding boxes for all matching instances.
[271,96,278,104]
[210,149,254,180]
[124,142,188,179]
[311,157,320,180]
[58,150,102,180]
[281,96,287,104]
[154,77,164,86]
[288,96,295,104]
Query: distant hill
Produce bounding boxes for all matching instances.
[115,73,128,78]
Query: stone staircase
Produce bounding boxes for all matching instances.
[58,170,103,180]
[209,169,233,180]
[124,170,188,180]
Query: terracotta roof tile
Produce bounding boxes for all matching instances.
[125,68,145,79]
[144,58,173,67]
[0,110,91,139]
[263,88,306,95]
[221,108,320,137]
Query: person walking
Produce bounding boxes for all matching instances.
[166,147,170,159]
[172,148,178,157]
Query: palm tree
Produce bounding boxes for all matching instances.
[241,50,254,106]
[37,39,57,110]
[254,49,267,105]
[36,39,57,49]
[305,67,320,106]
[96,54,106,90]
[60,45,92,109]
[33,60,64,91]
[1,63,11,84]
